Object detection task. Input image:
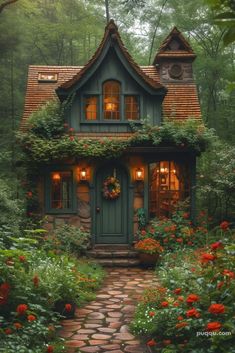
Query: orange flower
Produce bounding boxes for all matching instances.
[19,255,26,262]
[14,322,22,329]
[206,321,222,332]
[149,311,155,317]
[27,314,36,321]
[134,238,163,254]
[186,294,199,304]
[147,339,157,346]
[186,308,200,318]
[176,322,188,329]
[223,269,235,279]
[174,288,182,295]
[208,304,225,314]
[178,296,184,302]
[161,301,169,307]
[201,253,216,263]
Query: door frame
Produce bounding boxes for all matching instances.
[90,161,134,245]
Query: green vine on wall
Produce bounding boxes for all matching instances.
[17,101,215,164]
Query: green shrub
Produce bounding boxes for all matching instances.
[42,224,90,255]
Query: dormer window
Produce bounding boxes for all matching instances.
[38,73,58,82]
[85,96,98,120]
[103,81,120,120]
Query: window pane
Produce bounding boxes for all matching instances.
[125,96,139,120]
[85,96,98,120]
[103,81,120,120]
[51,171,72,209]
[149,161,189,218]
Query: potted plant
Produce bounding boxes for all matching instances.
[134,238,164,267]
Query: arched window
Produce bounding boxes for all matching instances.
[103,81,120,120]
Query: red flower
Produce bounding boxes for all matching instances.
[4,328,12,335]
[69,127,74,132]
[217,281,224,289]
[186,308,200,318]
[141,230,147,236]
[27,191,33,198]
[149,311,155,317]
[16,304,28,315]
[210,241,223,251]
[19,255,26,262]
[223,269,235,279]
[0,282,10,305]
[177,316,184,321]
[65,303,72,312]
[187,241,193,246]
[206,321,222,332]
[173,302,180,307]
[147,339,157,346]
[208,304,225,314]
[186,294,199,304]
[174,288,182,295]
[201,253,216,263]
[220,221,229,231]
[69,136,74,141]
[161,301,169,307]
[183,212,190,219]
[163,339,171,346]
[28,314,36,321]
[178,296,184,302]
[47,346,54,353]
[14,322,22,329]
[176,322,188,329]
[33,275,39,287]
[63,123,68,129]
[176,238,183,243]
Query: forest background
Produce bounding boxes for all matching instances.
[0,0,234,220]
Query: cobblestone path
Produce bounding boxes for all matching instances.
[60,267,158,353]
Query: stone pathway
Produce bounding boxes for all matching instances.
[60,267,158,353]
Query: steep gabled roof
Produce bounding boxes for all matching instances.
[57,20,165,95]
[153,27,196,64]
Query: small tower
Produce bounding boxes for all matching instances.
[153,27,196,83]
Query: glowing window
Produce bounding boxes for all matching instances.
[125,96,139,120]
[149,161,190,218]
[85,96,98,120]
[38,73,58,82]
[103,81,120,120]
[50,171,72,210]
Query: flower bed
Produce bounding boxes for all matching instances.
[0,247,104,353]
[131,239,235,352]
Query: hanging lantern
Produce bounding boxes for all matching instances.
[135,168,144,181]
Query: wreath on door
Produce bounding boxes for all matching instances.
[103,176,121,200]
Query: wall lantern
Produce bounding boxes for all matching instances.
[80,168,87,181]
[52,172,61,182]
[135,168,144,181]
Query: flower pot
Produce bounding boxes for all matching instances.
[139,253,160,268]
[54,300,76,319]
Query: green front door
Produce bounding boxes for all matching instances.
[95,164,129,244]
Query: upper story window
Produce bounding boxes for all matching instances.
[125,96,139,120]
[85,96,98,120]
[103,81,120,120]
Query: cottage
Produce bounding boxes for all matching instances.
[21,20,202,247]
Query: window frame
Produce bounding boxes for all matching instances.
[124,95,140,120]
[84,94,99,121]
[45,167,77,214]
[103,80,121,121]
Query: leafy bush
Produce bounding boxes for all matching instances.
[28,101,65,139]
[0,246,104,352]
[131,238,235,353]
[42,224,90,255]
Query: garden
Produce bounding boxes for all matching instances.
[132,213,235,353]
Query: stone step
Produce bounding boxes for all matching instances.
[87,250,138,259]
[93,258,140,267]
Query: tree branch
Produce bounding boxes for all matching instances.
[0,0,19,14]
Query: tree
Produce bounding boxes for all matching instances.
[0,0,19,14]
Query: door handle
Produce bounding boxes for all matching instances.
[96,207,100,213]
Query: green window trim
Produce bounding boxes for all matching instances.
[45,168,77,214]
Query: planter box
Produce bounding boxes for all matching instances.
[139,253,160,268]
